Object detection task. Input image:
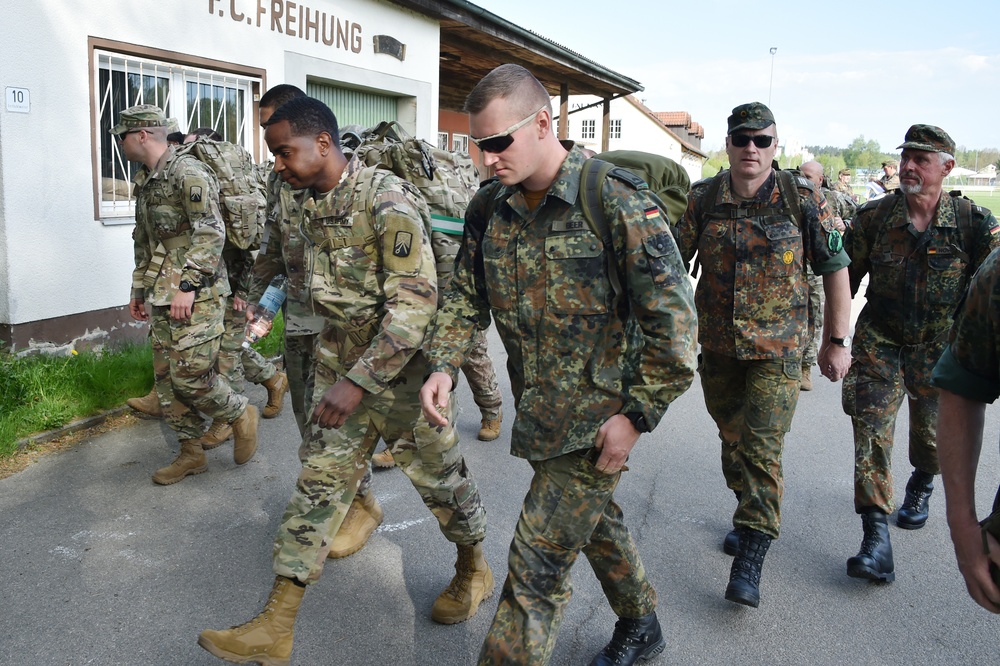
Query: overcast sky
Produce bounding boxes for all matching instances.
[474,0,1000,153]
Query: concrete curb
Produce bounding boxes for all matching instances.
[14,406,132,452]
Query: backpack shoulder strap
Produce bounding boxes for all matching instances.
[776,170,804,225]
[468,177,509,305]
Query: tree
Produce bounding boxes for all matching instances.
[816,154,847,177]
[842,135,882,172]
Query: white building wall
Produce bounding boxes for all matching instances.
[557,95,703,184]
[0,0,438,329]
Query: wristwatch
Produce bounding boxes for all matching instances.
[829,335,852,347]
[624,412,650,434]
[178,280,199,293]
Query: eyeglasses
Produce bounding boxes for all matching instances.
[471,107,545,154]
[730,134,775,149]
[116,129,143,143]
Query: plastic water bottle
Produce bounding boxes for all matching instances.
[242,275,288,349]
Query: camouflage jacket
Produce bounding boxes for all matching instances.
[675,170,850,360]
[848,191,1000,347]
[932,248,1000,403]
[131,147,229,306]
[832,180,854,198]
[424,145,698,461]
[294,155,436,394]
[248,168,324,336]
[822,186,858,223]
[880,173,900,192]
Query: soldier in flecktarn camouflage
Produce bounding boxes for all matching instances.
[198,97,490,666]
[675,102,853,609]
[842,125,1000,584]
[118,104,258,486]
[420,64,697,666]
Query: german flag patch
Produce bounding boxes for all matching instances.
[990,222,1000,235]
[644,207,660,220]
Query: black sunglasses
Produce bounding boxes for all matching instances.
[730,134,775,149]
[472,107,545,154]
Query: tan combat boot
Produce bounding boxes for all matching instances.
[232,405,259,465]
[800,364,813,391]
[478,407,503,442]
[198,576,305,666]
[372,448,396,468]
[126,387,162,418]
[152,439,207,485]
[261,371,289,419]
[328,492,384,559]
[199,419,233,450]
[431,542,495,624]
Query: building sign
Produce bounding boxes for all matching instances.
[6,87,30,113]
[208,0,363,53]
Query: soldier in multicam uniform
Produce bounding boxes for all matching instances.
[117,105,259,485]
[842,125,1000,583]
[675,102,852,608]
[198,97,491,666]
[799,161,856,390]
[932,249,1000,614]
[420,64,697,666]
[833,168,856,201]
[250,84,377,558]
[177,128,289,451]
[880,159,900,192]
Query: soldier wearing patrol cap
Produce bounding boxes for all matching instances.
[879,159,900,192]
[842,124,1000,584]
[675,101,853,608]
[833,168,856,201]
[116,104,259,485]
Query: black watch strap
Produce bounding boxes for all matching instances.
[624,412,649,434]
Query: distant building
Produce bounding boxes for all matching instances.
[556,94,707,183]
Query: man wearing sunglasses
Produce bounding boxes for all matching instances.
[420,64,697,665]
[842,125,1000,585]
[675,101,852,608]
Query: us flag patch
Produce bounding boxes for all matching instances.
[393,231,413,257]
[190,186,203,202]
[644,207,660,220]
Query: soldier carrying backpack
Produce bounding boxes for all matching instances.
[344,120,504,449]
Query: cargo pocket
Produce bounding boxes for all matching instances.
[544,232,610,314]
[642,231,681,287]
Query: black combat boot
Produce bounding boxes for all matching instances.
[896,469,934,530]
[724,528,772,608]
[589,612,665,666]
[847,509,895,582]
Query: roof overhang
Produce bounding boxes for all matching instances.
[387,0,642,111]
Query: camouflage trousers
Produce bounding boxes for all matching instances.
[802,269,824,367]
[216,299,276,394]
[462,329,502,420]
[842,333,945,514]
[478,449,656,666]
[698,348,801,539]
[283,333,318,438]
[149,297,248,441]
[272,352,486,584]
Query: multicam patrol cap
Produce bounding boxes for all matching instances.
[727,102,775,134]
[882,159,898,168]
[838,168,852,177]
[897,124,956,155]
[109,104,169,135]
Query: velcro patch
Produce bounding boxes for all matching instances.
[990,222,1000,235]
[644,206,660,220]
[393,231,413,257]
[190,186,203,202]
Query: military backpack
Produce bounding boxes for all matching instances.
[171,137,267,250]
[343,121,480,285]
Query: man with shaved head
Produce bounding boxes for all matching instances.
[421,63,697,665]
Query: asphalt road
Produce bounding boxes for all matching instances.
[2,324,999,666]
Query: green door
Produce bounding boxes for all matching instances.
[307,81,397,127]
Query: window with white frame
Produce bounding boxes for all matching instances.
[94,48,260,223]
[609,119,622,140]
[452,133,469,154]
[438,132,449,150]
[581,119,596,140]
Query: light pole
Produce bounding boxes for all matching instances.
[768,47,777,106]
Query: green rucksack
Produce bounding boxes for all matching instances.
[580,150,691,232]
[345,121,480,289]
[172,137,266,250]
